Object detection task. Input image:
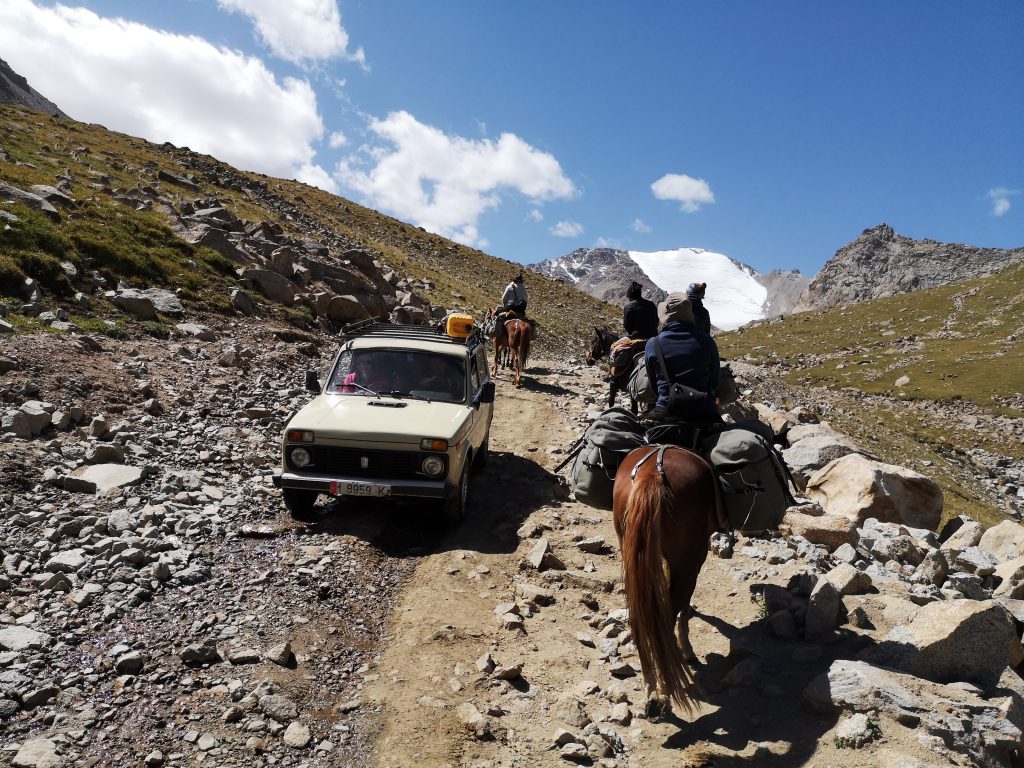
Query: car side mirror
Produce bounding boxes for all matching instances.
[304,369,321,393]
[478,381,496,405]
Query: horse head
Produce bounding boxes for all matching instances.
[587,326,610,366]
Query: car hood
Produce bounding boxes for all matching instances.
[288,394,471,443]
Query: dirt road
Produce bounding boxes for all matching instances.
[358,360,946,768]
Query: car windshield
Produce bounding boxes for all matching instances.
[327,349,467,403]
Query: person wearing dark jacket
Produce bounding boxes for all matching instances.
[622,281,659,340]
[687,282,712,335]
[644,293,721,426]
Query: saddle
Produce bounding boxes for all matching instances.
[609,337,647,376]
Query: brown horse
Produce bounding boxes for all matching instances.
[612,444,718,718]
[505,318,530,387]
[587,326,644,413]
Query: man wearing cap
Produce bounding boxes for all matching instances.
[643,292,721,428]
[623,281,658,340]
[502,273,528,314]
[687,282,712,335]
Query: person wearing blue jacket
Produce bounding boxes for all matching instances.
[644,292,721,426]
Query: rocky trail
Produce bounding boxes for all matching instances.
[4,328,1024,768]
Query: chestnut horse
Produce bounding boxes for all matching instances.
[612,444,718,717]
[504,318,531,387]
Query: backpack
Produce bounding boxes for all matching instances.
[700,427,796,533]
[627,357,656,407]
[570,407,645,510]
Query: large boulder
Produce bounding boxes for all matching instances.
[782,435,863,487]
[0,182,60,220]
[110,289,156,320]
[140,288,183,315]
[19,401,53,436]
[64,464,145,494]
[803,659,1021,767]
[238,268,297,306]
[806,453,943,530]
[326,295,368,323]
[858,600,1023,689]
[781,510,858,551]
[980,520,1024,563]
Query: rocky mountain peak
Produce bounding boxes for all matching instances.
[795,224,1024,312]
[0,59,67,118]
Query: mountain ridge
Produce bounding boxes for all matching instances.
[795,223,1024,311]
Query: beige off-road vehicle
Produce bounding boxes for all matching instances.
[273,320,495,526]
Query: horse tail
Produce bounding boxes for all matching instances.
[621,464,695,712]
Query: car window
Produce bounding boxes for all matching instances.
[328,349,466,403]
[476,348,489,380]
[470,356,482,391]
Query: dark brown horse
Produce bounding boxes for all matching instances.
[587,326,643,412]
[505,318,531,387]
[612,444,718,717]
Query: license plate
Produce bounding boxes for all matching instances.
[330,481,391,498]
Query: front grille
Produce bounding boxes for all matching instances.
[293,446,444,481]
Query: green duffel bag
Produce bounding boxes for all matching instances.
[570,408,645,510]
[627,358,656,407]
[701,427,796,533]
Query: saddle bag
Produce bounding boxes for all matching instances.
[700,428,796,533]
[571,407,645,510]
[626,357,656,407]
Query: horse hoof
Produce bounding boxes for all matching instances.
[644,698,670,723]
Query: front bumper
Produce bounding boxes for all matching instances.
[273,470,447,499]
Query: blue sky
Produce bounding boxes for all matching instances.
[1,1,1021,274]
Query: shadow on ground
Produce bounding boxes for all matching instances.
[296,450,561,557]
[653,603,880,766]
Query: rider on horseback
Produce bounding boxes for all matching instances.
[623,281,658,340]
[497,273,536,340]
[642,293,722,446]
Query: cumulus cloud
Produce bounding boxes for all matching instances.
[217,0,366,66]
[988,187,1019,217]
[651,173,715,213]
[550,220,583,238]
[594,236,623,248]
[336,111,577,247]
[0,0,330,182]
[328,130,348,149]
[630,218,652,233]
[527,209,544,222]
[296,163,339,193]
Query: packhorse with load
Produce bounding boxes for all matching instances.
[567,379,795,718]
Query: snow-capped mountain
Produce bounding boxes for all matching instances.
[531,247,809,331]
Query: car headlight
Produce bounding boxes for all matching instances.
[421,456,445,477]
[290,447,312,468]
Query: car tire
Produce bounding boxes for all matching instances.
[440,466,469,528]
[473,437,489,471]
[283,489,319,521]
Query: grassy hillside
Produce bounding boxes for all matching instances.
[0,104,619,350]
[719,265,1024,525]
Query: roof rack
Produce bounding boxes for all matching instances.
[339,319,484,347]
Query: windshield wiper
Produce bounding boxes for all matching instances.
[344,382,381,398]
[385,390,432,403]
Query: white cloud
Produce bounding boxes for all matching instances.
[527,209,544,222]
[296,162,339,193]
[988,187,1019,217]
[217,0,366,66]
[651,173,716,213]
[336,111,577,247]
[328,130,348,149]
[550,220,583,238]
[630,218,652,233]
[594,236,623,248]
[0,0,328,181]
